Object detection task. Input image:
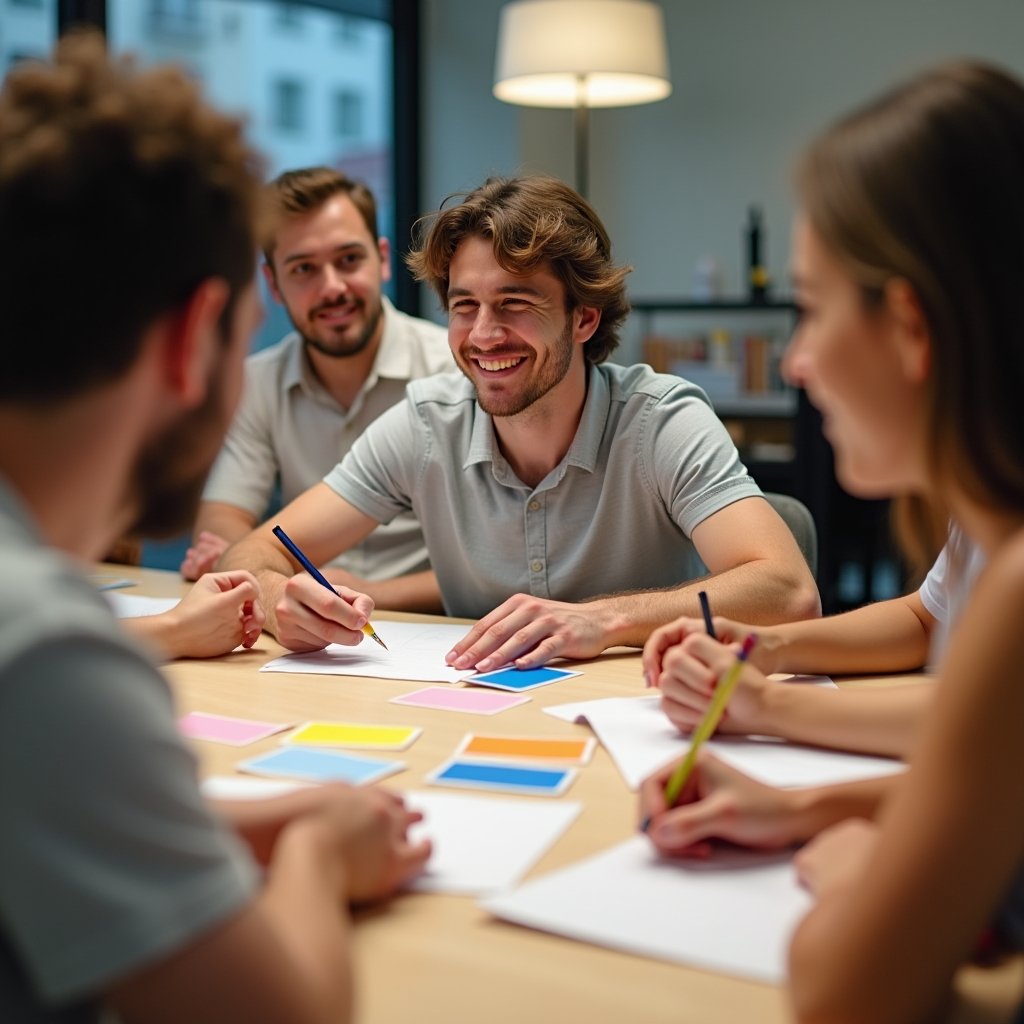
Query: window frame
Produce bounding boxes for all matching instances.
[54,0,422,315]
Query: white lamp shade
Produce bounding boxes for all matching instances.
[494,0,671,108]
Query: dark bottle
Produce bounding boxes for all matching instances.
[746,205,768,302]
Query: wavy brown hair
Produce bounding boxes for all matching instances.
[262,166,379,262]
[796,61,1024,573]
[0,30,262,403]
[407,176,632,364]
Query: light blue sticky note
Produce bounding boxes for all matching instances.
[238,747,404,785]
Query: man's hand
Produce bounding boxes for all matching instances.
[273,573,376,653]
[136,570,263,659]
[181,530,230,581]
[445,594,618,672]
[220,784,431,903]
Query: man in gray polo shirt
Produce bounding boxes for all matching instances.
[219,176,820,668]
[182,167,452,612]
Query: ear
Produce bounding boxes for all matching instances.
[162,277,231,407]
[378,236,392,284]
[884,277,931,383]
[262,261,283,305]
[572,305,601,346]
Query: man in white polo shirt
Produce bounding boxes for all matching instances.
[219,175,820,668]
[182,167,451,611]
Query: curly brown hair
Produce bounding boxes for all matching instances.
[407,176,632,364]
[0,30,263,403]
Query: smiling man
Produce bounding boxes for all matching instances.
[183,167,451,611]
[218,176,820,666]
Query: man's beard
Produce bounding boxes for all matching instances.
[300,296,384,360]
[464,317,575,418]
[129,357,230,539]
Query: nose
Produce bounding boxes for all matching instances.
[320,263,349,300]
[467,304,505,345]
[781,324,809,389]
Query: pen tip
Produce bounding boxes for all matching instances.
[371,632,388,650]
[639,816,652,834]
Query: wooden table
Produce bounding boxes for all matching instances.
[117,565,1024,1023]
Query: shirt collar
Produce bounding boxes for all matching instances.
[462,363,610,475]
[283,296,409,401]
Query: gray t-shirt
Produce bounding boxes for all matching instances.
[0,481,257,1022]
[325,361,763,618]
[203,298,452,580]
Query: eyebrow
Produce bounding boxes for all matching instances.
[447,284,547,300]
[282,242,368,267]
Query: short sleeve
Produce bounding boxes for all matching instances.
[0,632,257,1006]
[201,361,278,516]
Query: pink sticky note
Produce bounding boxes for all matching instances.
[178,711,291,747]
[390,686,530,715]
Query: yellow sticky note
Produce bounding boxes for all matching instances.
[286,721,422,751]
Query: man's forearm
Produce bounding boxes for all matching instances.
[591,557,821,649]
[323,569,443,614]
[194,501,258,545]
[217,535,293,637]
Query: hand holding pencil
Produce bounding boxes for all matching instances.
[271,525,388,652]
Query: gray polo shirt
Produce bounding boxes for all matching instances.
[203,297,452,580]
[324,361,763,618]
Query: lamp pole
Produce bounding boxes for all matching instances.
[574,74,589,198]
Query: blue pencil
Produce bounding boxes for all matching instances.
[272,524,387,650]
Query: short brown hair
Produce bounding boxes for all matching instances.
[407,176,631,364]
[0,30,262,403]
[796,61,1024,572]
[262,166,379,263]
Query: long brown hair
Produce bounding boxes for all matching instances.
[797,62,1024,571]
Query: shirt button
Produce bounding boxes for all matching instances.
[528,500,541,511]
[530,560,544,572]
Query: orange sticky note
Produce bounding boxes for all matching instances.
[456,734,595,765]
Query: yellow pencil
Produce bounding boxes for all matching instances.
[641,632,757,831]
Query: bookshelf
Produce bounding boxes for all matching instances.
[633,297,904,612]
[633,298,799,491]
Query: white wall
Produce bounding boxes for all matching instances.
[422,0,1024,358]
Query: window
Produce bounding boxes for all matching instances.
[1,0,54,82]
[333,88,363,139]
[272,78,305,133]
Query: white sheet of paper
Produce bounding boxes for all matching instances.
[201,775,311,800]
[105,593,180,618]
[260,621,474,683]
[545,693,905,790]
[200,777,580,896]
[405,791,582,895]
[483,836,811,984]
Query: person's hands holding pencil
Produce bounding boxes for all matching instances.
[270,525,386,654]
[638,751,809,858]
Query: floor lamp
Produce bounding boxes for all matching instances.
[493,0,671,198]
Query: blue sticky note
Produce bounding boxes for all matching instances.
[428,759,575,797]
[238,747,404,785]
[469,666,580,691]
